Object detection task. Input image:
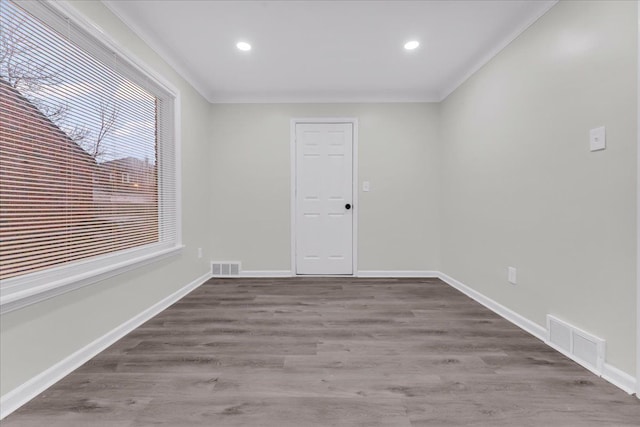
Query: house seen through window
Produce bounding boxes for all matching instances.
[0,0,176,282]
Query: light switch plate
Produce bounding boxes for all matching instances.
[508,267,517,285]
[363,181,370,192]
[590,126,606,151]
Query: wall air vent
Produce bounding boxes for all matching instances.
[211,262,241,277]
[546,315,605,375]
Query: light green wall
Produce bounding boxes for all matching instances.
[208,103,441,272]
[440,0,637,374]
[0,1,213,395]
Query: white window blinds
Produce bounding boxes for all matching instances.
[0,0,178,283]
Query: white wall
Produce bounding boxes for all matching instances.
[0,1,212,396]
[2,0,638,404]
[440,0,637,375]
[209,103,441,272]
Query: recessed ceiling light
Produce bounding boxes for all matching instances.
[404,40,420,51]
[236,41,252,51]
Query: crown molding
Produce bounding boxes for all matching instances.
[438,0,558,102]
[101,0,213,103]
[101,0,557,105]
[208,93,441,104]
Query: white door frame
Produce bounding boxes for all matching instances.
[636,0,639,398]
[290,118,358,276]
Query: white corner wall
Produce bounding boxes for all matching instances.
[208,103,441,272]
[0,1,213,397]
[440,0,637,376]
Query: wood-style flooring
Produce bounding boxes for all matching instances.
[3,277,640,426]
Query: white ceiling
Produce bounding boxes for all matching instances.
[103,0,557,103]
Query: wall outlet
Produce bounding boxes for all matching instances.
[589,126,606,151]
[508,267,517,285]
[197,248,203,259]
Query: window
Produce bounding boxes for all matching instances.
[0,0,180,311]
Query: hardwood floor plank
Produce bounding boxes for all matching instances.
[3,277,639,426]
[134,396,412,427]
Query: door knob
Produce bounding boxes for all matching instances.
[345,203,351,210]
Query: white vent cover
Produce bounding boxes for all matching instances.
[548,317,571,353]
[211,262,241,277]
[546,315,605,374]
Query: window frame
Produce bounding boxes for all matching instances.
[0,0,183,314]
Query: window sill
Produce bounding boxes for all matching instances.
[0,244,184,315]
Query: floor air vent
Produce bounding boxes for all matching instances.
[211,262,241,277]
[546,315,605,374]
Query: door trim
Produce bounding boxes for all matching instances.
[290,118,358,276]
[636,0,640,399]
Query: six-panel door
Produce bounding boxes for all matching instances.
[295,123,353,275]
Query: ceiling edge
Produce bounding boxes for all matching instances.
[208,95,442,104]
[102,0,558,106]
[437,0,559,102]
[101,0,215,103]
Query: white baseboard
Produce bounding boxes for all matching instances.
[0,271,212,420]
[357,270,440,278]
[236,270,438,278]
[240,270,440,278]
[239,270,293,278]
[602,362,637,394]
[437,272,547,341]
[437,272,637,395]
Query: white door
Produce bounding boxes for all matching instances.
[295,123,353,275]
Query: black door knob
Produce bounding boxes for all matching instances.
[345,203,351,210]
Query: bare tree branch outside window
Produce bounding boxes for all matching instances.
[0,15,119,159]
[80,101,119,161]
